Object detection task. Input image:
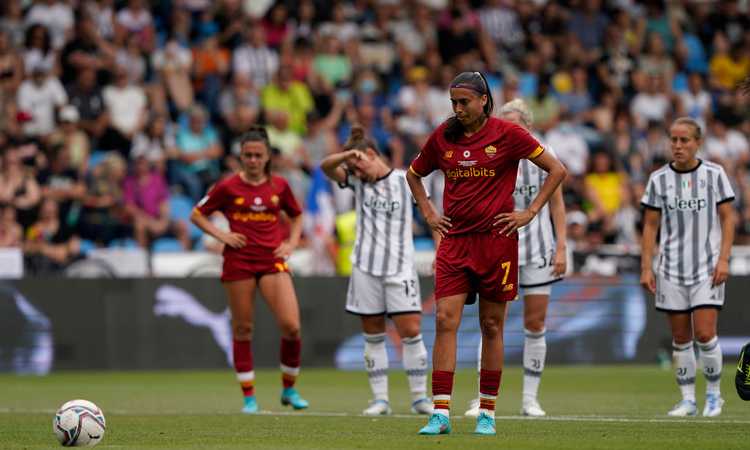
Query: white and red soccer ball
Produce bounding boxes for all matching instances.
[53,399,106,447]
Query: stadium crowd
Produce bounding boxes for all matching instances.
[0,0,748,275]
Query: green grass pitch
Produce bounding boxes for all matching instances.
[1,365,748,449]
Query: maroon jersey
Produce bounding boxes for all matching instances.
[195,174,302,260]
[409,117,543,235]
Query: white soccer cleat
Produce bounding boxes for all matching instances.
[702,394,724,417]
[667,399,697,417]
[362,399,392,416]
[411,398,433,415]
[464,398,480,417]
[521,398,546,417]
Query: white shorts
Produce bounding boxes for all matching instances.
[519,262,562,296]
[655,275,725,312]
[345,266,422,316]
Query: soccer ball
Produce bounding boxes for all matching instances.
[53,399,106,447]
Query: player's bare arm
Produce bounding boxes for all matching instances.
[191,209,246,249]
[320,149,367,184]
[494,150,567,236]
[274,213,303,259]
[640,208,660,294]
[713,201,735,287]
[406,169,451,237]
[549,186,567,277]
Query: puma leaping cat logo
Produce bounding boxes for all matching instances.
[154,285,232,366]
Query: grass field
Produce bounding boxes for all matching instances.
[1,365,748,449]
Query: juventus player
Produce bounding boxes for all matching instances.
[641,117,735,417]
[465,99,567,418]
[320,125,432,416]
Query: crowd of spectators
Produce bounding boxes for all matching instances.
[0,0,748,275]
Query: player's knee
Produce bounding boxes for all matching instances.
[694,331,716,344]
[232,322,253,339]
[524,318,544,333]
[479,317,503,338]
[280,323,301,339]
[435,310,460,333]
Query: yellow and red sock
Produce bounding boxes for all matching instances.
[479,369,502,415]
[432,370,454,417]
[280,338,301,388]
[233,339,255,397]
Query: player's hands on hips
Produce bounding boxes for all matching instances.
[712,259,729,286]
[494,209,534,236]
[640,268,656,294]
[552,248,567,277]
[425,211,451,238]
[274,241,295,259]
[221,232,247,249]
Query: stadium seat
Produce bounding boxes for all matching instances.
[108,238,139,249]
[78,239,97,256]
[414,237,435,251]
[169,194,202,241]
[152,237,184,253]
[87,151,109,170]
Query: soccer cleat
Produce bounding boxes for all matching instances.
[521,398,546,417]
[362,399,392,416]
[736,342,750,400]
[418,413,451,435]
[667,399,697,417]
[474,412,496,435]
[241,396,258,414]
[411,398,433,415]
[702,394,725,417]
[280,387,309,410]
[464,398,480,417]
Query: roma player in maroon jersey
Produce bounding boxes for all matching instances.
[406,72,567,435]
[190,126,308,414]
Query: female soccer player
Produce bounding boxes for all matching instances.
[191,126,308,414]
[406,72,567,435]
[320,125,432,416]
[465,99,567,418]
[641,117,735,417]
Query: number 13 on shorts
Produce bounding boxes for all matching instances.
[500,261,514,292]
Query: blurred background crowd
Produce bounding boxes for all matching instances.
[0,0,748,275]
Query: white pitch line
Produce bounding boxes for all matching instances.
[2,408,750,424]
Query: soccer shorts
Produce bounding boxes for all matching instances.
[655,275,725,312]
[221,256,290,282]
[345,266,422,316]
[435,232,519,302]
[519,259,563,296]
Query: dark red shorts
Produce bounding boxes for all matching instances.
[221,256,290,282]
[435,232,519,302]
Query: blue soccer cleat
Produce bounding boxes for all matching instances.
[242,396,258,414]
[418,413,451,435]
[281,387,309,410]
[474,412,496,435]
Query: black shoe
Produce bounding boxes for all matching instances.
[736,341,750,401]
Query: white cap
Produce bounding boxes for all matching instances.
[59,105,79,123]
[567,210,588,227]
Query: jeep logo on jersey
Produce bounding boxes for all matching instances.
[514,184,538,197]
[665,197,707,211]
[363,196,401,213]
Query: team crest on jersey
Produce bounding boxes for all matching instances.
[271,195,279,205]
[443,150,453,159]
[463,150,471,158]
[484,145,497,157]
[681,180,692,189]
[234,197,245,205]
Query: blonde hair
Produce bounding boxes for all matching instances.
[498,98,533,128]
[672,117,703,140]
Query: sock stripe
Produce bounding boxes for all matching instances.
[524,368,543,377]
[698,340,719,352]
[236,371,255,382]
[433,399,450,410]
[402,334,423,345]
[524,328,546,339]
[479,399,496,410]
[676,377,696,386]
[705,373,722,382]
[405,369,427,377]
[367,368,389,379]
[281,364,301,376]
[364,333,387,344]
[672,341,693,351]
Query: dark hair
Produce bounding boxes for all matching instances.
[344,124,378,153]
[239,125,272,174]
[25,24,51,54]
[444,71,494,142]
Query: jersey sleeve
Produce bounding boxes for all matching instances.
[279,179,302,217]
[195,180,228,216]
[505,123,544,160]
[409,131,439,177]
[715,167,736,204]
[640,175,662,210]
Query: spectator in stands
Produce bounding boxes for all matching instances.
[219,73,260,142]
[709,33,749,92]
[152,38,194,113]
[639,32,675,87]
[25,0,74,50]
[232,23,278,90]
[46,105,89,174]
[131,113,174,174]
[630,73,672,131]
[124,155,190,251]
[17,61,67,139]
[22,24,56,75]
[545,109,589,178]
[261,66,314,136]
[0,147,40,228]
[266,109,309,201]
[23,197,80,274]
[66,67,108,145]
[567,0,609,54]
[558,66,593,122]
[0,1,25,49]
[192,29,230,118]
[261,2,292,50]
[704,117,750,168]
[312,34,351,90]
[0,30,22,99]
[0,203,22,247]
[583,151,628,243]
[78,151,129,246]
[100,64,147,156]
[114,0,154,52]
[174,104,222,200]
[37,145,84,228]
[59,11,114,87]
[678,72,711,128]
[114,34,147,86]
